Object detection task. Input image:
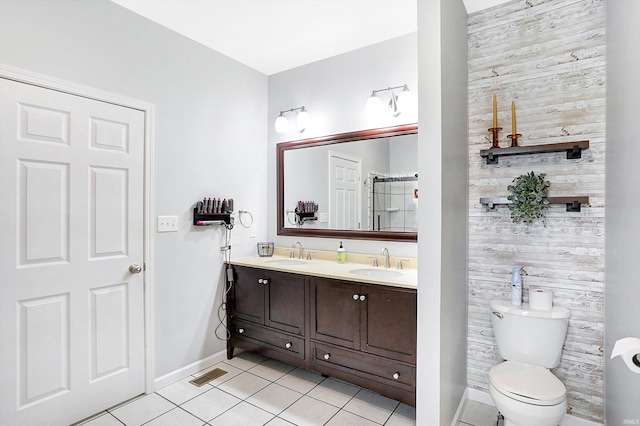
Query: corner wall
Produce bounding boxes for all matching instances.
[466,0,605,422]
[605,0,640,423]
[417,0,469,423]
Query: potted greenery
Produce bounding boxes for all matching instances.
[507,171,551,225]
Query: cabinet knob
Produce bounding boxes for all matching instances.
[238,328,245,334]
[323,353,331,360]
[258,278,268,285]
[353,294,359,300]
[258,278,263,284]
[392,372,400,380]
[285,342,292,349]
[359,295,366,301]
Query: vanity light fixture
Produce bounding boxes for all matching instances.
[366,84,411,117]
[275,106,311,133]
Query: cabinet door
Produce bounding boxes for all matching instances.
[310,278,360,349]
[230,266,265,324]
[265,270,305,335]
[362,285,417,363]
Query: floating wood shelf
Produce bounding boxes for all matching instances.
[479,141,589,164]
[479,196,590,212]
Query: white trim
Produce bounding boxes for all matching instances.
[450,388,469,426]
[153,350,228,390]
[466,388,603,426]
[0,64,156,394]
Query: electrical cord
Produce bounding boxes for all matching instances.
[215,223,233,341]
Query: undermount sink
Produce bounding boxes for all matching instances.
[350,268,402,278]
[265,259,307,266]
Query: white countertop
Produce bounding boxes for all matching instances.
[229,253,417,290]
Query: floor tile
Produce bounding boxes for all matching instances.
[155,376,212,405]
[246,383,303,415]
[217,371,271,400]
[143,407,204,426]
[307,377,360,408]
[279,395,340,426]
[180,388,241,422]
[325,409,381,425]
[265,418,296,426]
[459,400,499,426]
[208,401,275,426]
[78,412,123,426]
[248,358,296,382]
[109,393,175,426]
[386,403,416,426]
[223,351,267,371]
[275,367,325,394]
[342,389,399,424]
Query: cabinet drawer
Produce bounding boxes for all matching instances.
[312,342,415,391]
[231,319,304,359]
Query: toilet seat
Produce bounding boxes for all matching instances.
[490,361,566,406]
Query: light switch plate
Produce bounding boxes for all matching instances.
[157,215,178,232]
[250,224,257,238]
[319,212,328,223]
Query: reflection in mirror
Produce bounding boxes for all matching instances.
[277,125,418,242]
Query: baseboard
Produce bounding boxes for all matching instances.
[466,388,603,426]
[153,349,228,390]
[451,388,469,426]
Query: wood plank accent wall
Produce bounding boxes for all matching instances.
[467,0,605,422]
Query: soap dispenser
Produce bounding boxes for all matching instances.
[337,241,346,263]
[511,266,522,306]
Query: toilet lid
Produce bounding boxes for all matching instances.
[490,361,566,406]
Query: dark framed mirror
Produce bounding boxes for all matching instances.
[277,124,418,242]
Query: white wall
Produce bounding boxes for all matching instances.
[267,33,419,257]
[417,0,469,424]
[0,0,268,380]
[605,0,640,423]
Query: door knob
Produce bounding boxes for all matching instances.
[129,264,142,274]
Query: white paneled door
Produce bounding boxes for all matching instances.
[0,78,146,425]
[329,152,361,230]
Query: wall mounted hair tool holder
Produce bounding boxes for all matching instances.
[294,201,318,225]
[193,197,234,227]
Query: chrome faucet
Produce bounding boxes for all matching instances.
[382,247,390,268]
[291,241,303,259]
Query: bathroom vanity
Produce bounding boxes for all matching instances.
[226,253,417,406]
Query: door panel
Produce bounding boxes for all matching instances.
[0,78,146,425]
[266,270,305,335]
[310,278,360,349]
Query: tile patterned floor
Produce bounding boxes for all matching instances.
[79,351,497,426]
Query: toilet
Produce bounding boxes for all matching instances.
[489,299,570,426]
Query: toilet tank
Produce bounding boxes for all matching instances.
[490,300,570,368]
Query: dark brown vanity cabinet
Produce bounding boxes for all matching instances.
[227,266,306,364]
[310,277,417,406]
[226,265,417,406]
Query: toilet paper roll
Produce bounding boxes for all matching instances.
[529,288,553,310]
[611,337,640,374]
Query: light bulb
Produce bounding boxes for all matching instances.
[366,92,382,115]
[296,107,310,133]
[275,113,289,133]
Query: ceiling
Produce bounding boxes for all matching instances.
[111,0,510,75]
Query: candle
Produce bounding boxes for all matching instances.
[493,95,497,128]
[511,101,517,135]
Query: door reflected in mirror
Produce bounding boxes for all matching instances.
[277,125,418,242]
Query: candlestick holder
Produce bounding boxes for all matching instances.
[488,127,502,149]
[507,133,522,147]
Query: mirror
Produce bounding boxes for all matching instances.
[277,124,418,242]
